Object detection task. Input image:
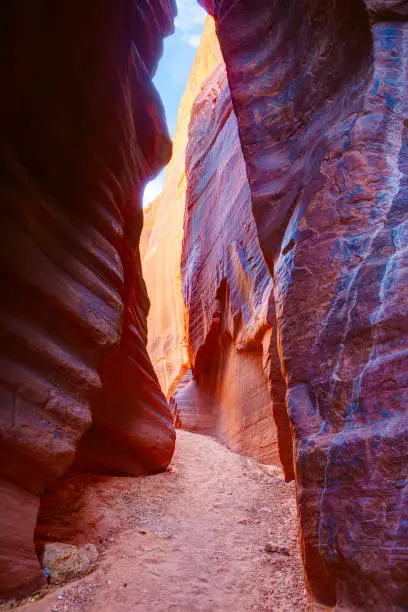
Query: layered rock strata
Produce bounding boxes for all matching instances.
[201,0,408,608]
[0,0,175,600]
[142,17,222,397]
[141,17,294,470]
[174,60,293,470]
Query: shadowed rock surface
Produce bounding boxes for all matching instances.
[201,0,408,608]
[0,0,175,600]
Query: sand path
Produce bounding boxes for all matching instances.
[16,430,308,611]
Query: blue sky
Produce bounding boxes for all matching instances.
[143,0,206,207]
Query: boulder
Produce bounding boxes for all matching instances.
[40,542,98,585]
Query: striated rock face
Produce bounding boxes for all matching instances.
[0,0,175,600]
[141,17,222,397]
[201,0,408,608]
[176,59,294,471]
[142,16,293,470]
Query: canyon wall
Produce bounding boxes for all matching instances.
[141,17,222,397]
[142,18,293,472]
[178,61,293,470]
[0,0,175,600]
[201,0,408,609]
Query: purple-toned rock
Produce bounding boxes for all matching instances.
[364,0,408,17]
[178,60,293,471]
[201,0,408,608]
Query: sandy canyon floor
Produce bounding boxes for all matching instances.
[11,430,308,611]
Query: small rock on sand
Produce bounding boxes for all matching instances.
[264,542,290,555]
[40,542,98,585]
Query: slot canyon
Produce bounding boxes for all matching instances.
[0,0,407,610]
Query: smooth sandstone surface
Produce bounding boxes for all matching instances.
[201,0,408,608]
[0,0,175,600]
[141,17,222,397]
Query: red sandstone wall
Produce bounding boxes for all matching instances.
[141,16,293,471]
[201,0,408,608]
[175,61,293,472]
[0,0,175,600]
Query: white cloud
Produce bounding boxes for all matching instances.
[143,174,164,208]
[184,34,201,48]
[174,0,206,35]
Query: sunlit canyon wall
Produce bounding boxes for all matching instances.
[200,0,408,608]
[141,17,222,398]
[0,0,175,600]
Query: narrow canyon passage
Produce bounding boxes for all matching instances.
[2,1,408,609]
[15,431,307,612]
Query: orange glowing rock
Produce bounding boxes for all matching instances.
[143,19,294,472]
[141,17,222,397]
